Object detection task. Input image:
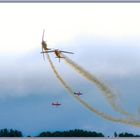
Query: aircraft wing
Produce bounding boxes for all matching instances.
[41,50,55,53]
[47,50,55,53]
[60,51,74,54]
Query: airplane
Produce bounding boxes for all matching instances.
[41,30,52,60]
[41,49,74,62]
[74,92,83,96]
[52,101,61,107]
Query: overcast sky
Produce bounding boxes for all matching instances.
[0,3,140,136]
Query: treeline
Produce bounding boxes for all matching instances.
[0,129,22,137]
[114,132,140,137]
[0,128,140,137]
[38,129,104,137]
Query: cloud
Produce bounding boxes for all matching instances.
[67,35,140,79]
[0,50,63,98]
[1,34,140,101]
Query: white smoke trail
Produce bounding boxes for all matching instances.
[46,53,140,127]
[61,54,132,117]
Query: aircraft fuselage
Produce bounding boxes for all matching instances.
[42,41,48,50]
[55,50,62,58]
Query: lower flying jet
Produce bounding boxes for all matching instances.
[74,92,83,96]
[52,101,61,107]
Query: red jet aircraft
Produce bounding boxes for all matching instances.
[52,102,61,107]
[74,92,83,96]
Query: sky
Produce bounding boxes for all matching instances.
[0,3,140,136]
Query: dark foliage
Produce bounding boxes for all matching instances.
[118,132,140,137]
[38,129,104,137]
[114,132,117,137]
[0,128,22,137]
[0,128,140,137]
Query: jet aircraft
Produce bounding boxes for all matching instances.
[74,92,83,96]
[52,101,61,107]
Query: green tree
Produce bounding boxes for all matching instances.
[37,129,104,137]
[114,132,117,137]
[0,129,22,137]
